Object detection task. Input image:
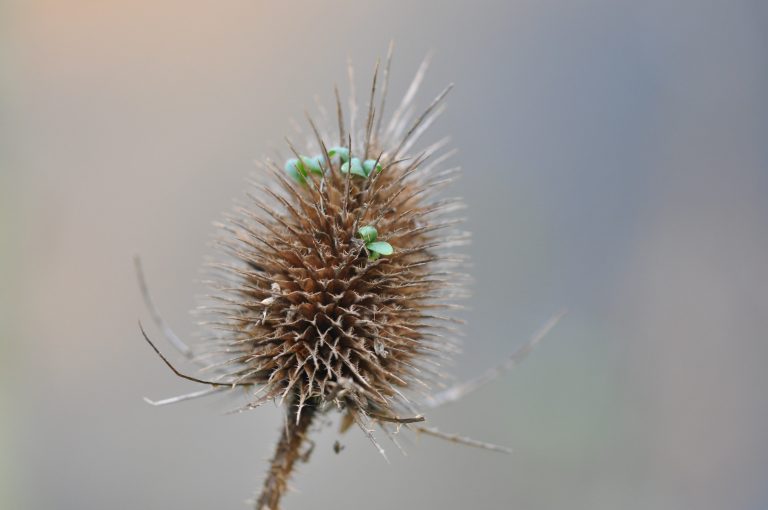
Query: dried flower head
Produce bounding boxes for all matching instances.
[138,45,564,510]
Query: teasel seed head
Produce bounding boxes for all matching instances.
[204,55,468,428]
[140,47,493,510]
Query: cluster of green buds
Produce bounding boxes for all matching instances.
[285,147,382,184]
[357,225,394,261]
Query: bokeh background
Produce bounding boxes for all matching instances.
[3,1,768,509]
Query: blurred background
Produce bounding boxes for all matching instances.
[2,1,768,509]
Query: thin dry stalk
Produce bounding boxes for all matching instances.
[256,396,316,510]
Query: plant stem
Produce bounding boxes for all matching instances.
[255,398,316,510]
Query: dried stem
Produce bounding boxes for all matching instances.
[256,397,316,510]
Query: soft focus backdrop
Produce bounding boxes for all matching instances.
[3,1,768,509]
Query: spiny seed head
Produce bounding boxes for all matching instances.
[204,58,467,425]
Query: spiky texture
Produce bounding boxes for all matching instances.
[207,66,463,405]
[199,52,467,509]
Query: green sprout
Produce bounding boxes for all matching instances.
[284,158,307,184]
[357,225,378,243]
[327,147,350,162]
[342,158,382,178]
[356,225,393,261]
[363,159,383,175]
[286,149,380,185]
[301,156,324,175]
[284,156,324,184]
[341,157,366,177]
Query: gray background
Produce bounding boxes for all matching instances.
[3,1,768,509]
